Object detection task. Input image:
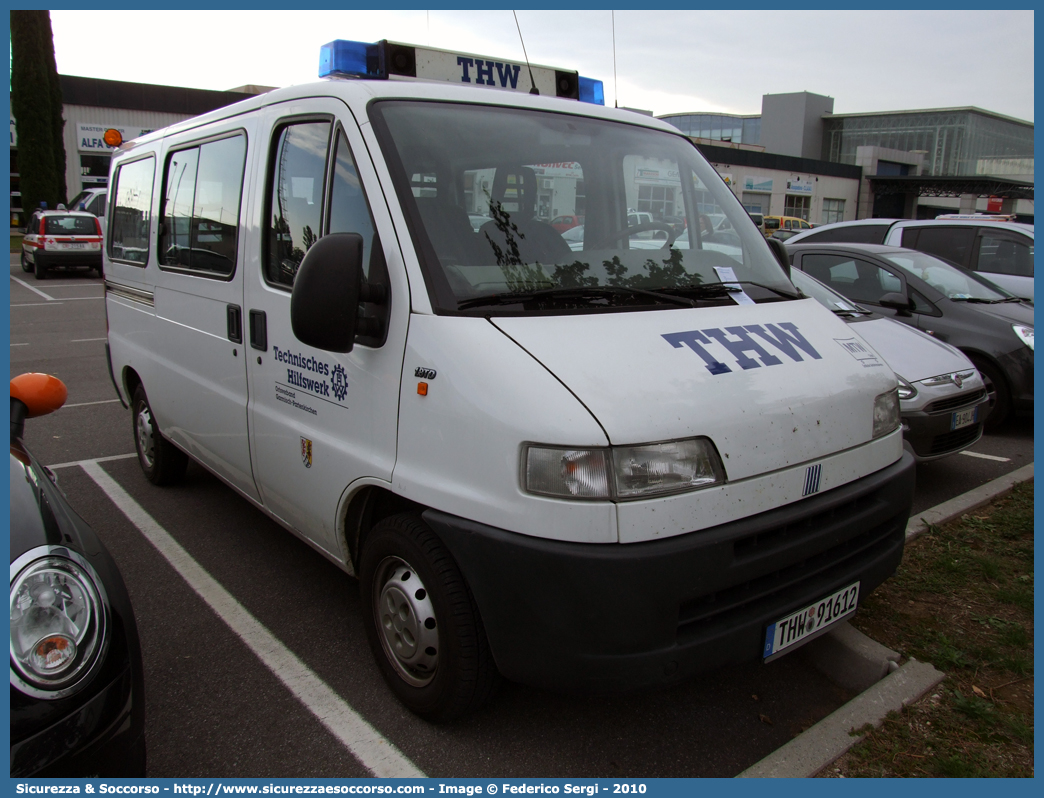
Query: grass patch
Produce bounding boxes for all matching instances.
[12,233,24,253]
[821,480,1033,778]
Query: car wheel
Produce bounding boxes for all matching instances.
[33,255,47,280]
[969,356,1010,431]
[131,385,188,485]
[20,251,32,273]
[359,513,499,722]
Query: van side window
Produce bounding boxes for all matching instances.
[327,128,377,278]
[265,121,332,288]
[160,134,246,277]
[109,156,155,266]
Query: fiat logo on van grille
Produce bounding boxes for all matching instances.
[803,464,822,496]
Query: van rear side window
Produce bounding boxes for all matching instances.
[160,134,247,278]
[109,156,155,265]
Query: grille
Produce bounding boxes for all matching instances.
[925,388,987,415]
[929,424,982,456]
[677,507,904,641]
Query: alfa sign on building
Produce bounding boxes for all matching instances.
[77,123,152,152]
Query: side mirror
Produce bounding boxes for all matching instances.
[878,292,915,316]
[766,237,791,279]
[290,233,387,353]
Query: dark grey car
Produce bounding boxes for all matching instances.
[786,243,1033,428]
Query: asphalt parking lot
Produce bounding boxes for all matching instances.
[8,258,1033,777]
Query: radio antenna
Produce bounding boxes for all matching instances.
[513,10,539,94]
[612,10,618,108]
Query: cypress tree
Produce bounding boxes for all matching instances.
[11,10,67,217]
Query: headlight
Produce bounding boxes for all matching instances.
[872,388,901,439]
[895,375,917,401]
[10,547,108,699]
[523,438,726,500]
[1012,325,1033,350]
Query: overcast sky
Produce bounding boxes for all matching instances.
[49,9,1034,122]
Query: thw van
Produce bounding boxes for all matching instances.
[103,39,914,721]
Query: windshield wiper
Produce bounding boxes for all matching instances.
[951,296,1011,304]
[832,308,873,317]
[457,284,722,310]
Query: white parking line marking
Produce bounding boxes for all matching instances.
[10,275,53,300]
[11,343,29,346]
[49,452,137,469]
[63,398,122,408]
[71,337,107,342]
[11,302,64,307]
[959,451,1012,462]
[78,459,426,779]
[10,275,103,301]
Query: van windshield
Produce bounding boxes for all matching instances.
[371,101,794,314]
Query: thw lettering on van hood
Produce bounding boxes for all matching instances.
[662,322,823,375]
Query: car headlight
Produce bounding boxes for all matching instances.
[10,547,108,699]
[895,375,917,401]
[872,388,901,439]
[1012,324,1033,350]
[523,438,726,500]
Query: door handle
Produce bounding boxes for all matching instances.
[227,304,243,344]
[249,309,267,351]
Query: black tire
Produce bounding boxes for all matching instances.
[969,356,1010,431]
[20,251,31,273]
[34,255,47,280]
[131,385,188,485]
[359,513,499,722]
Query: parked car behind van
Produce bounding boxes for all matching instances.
[790,269,990,460]
[103,39,914,722]
[787,242,1033,428]
[785,218,1034,301]
[763,215,811,239]
[21,210,104,279]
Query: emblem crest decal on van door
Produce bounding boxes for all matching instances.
[301,437,313,468]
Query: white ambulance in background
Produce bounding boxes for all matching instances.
[102,38,914,721]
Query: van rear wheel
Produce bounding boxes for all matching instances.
[132,385,188,485]
[20,252,31,273]
[359,513,499,722]
[33,256,47,280]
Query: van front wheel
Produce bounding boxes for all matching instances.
[132,385,188,485]
[359,513,499,722]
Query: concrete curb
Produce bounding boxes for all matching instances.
[737,461,1034,778]
[737,659,945,778]
[905,462,1033,542]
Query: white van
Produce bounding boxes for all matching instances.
[103,39,914,721]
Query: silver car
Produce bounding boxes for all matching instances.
[791,269,990,461]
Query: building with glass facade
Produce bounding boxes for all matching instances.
[657,112,761,146]
[823,108,1033,180]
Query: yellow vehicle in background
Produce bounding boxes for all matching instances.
[763,215,812,239]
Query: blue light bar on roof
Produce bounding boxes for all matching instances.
[578,76,605,106]
[319,39,382,79]
[319,39,604,105]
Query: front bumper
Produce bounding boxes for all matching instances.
[425,452,915,692]
[902,387,989,461]
[998,346,1034,416]
[10,665,146,777]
